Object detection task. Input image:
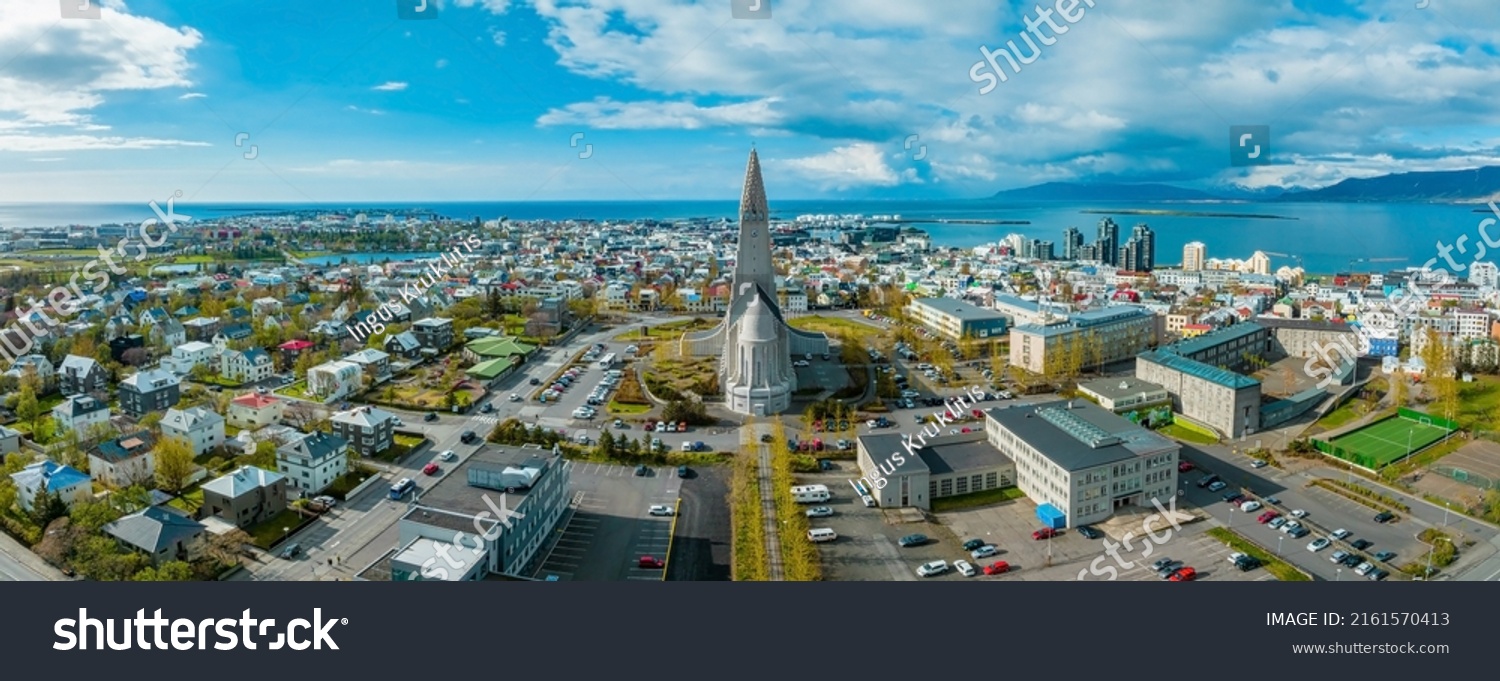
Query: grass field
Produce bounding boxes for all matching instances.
[1329,415,1452,468]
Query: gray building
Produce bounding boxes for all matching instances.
[58,354,108,396]
[201,465,288,528]
[411,317,455,351]
[103,505,206,565]
[368,445,571,581]
[118,368,181,418]
[855,430,1016,511]
[983,400,1180,528]
[330,405,397,457]
[905,297,1009,341]
[1136,350,1261,438]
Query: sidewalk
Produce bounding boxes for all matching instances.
[0,530,65,581]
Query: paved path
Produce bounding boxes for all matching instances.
[756,442,784,581]
[0,530,63,582]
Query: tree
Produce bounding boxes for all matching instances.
[29,488,69,527]
[121,347,149,367]
[154,436,196,494]
[15,382,41,433]
[69,497,123,533]
[131,561,195,581]
[596,430,615,458]
[70,535,148,581]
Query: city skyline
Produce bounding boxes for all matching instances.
[0,1,1497,203]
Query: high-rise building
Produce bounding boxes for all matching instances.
[682,149,829,416]
[1096,217,1119,266]
[1183,241,1206,271]
[1121,223,1156,272]
[1062,227,1083,260]
[1034,240,1054,261]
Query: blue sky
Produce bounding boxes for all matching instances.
[1,0,1498,203]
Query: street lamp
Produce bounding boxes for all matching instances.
[1424,536,1453,580]
[1442,502,1451,529]
[1336,567,1342,582]
[1277,534,1284,556]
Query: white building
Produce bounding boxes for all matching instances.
[162,341,218,375]
[307,360,363,401]
[220,347,274,384]
[275,431,349,496]
[89,432,157,488]
[52,395,111,434]
[10,460,90,512]
[1182,241,1206,271]
[160,406,226,457]
[227,392,285,430]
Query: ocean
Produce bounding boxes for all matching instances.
[2,199,1495,275]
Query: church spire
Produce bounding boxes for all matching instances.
[741,148,767,221]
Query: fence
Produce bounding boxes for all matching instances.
[1397,407,1458,432]
[1311,438,1381,471]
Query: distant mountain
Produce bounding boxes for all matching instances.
[989,182,1224,202]
[1272,166,1500,203]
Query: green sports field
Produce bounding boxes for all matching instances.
[1327,415,1452,468]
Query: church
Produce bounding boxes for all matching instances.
[680,149,829,416]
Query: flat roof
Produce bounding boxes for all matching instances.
[1077,376,1167,401]
[411,445,556,518]
[858,433,928,475]
[918,436,1011,475]
[391,536,486,581]
[984,400,1176,472]
[909,297,1007,322]
[1159,321,1265,357]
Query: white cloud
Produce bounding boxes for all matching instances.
[372,81,408,91]
[0,134,210,152]
[435,59,449,69]
[490,28,507,47]
[178,92,207,100]
[779,143,900,189]
[538,96,782,129]
[346,105,386,115]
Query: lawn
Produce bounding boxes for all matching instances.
[645,355,719,399]
[278,380,310,399]
[196,374,244,389]
[931,486,1026,513]
[167,487,205,514]
[247,509,317,549]
[1327,414,1452,468]
[169,255,216,264]
[608,401,652,415]
[1159,422,1218,445]
[1206,527,1311,581]
[789,315,887,346]
[613,317,719,342]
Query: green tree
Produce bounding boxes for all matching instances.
[69,497,123,533]
[131,561,195,581]
[29,488,69,527]
[15,382,41,433]
[70,535,148,581]
[154,436,196,494]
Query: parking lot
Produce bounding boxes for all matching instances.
[530,462,684,581]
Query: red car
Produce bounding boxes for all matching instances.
[638,556,664,569]
[983,560,1010,575]
[422,462,439,476]
[1257,511,1280,524]
[1178,461,1195,473]
[1032,528,1060,540]
[1169,566,1197,581]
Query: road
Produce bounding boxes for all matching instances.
[247,317,701,580]
[0,529,61,581]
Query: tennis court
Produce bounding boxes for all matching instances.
[1326,413,1453,468]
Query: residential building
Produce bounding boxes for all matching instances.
[118,368,181,417]
[1182,241,1206,271]
[52,395,110,434]
[0,425,19,457]
[220,347,274,384]
[201,466,288,528]
[89,431,157,488]
[905,297,1010,341]
[160,406,227,457]
[58,354,107,396]
[227,392,285,430]
[275,431,349,496]
[161,341,218,375]
[982,399,1180,529]
[855,430,1017,511]
[330,405,397,457]
[385,331,422,359]
[411,317,455,351]
[10,460,91,512]
[344,348,391,381]
[103,505,206,565]
[5,354,54,385]
[307,360,363,401]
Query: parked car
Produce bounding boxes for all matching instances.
[1207,481,1228,492]
[1169,566,1197,581]
[961,538,986,552]
[1373,511,1396,523]
[1032,528,1060,540]
[1268,517,1287,529]
[806,506,834,518]
[1331,528,1351,540]
[1374,551,1397,562]
[1329,550,1350,564]
[1250,459,1268,468]
[1155,560,1184,578]
[634,464,649,476]
[1288,527,1311,539]
[678,465,690,477]
[1290,509,1308,518]
[1307,537,1331,552]
[1222,492,1245,505]
[983,560,1011,575]
[1340,553,1363,568]
[1354,561,1376,576]
[1151,557,1176,572]
[313,495,337,508]
[1257,511,1280,524]
[899,534,929,547]
[916,560,949,578]
[280,543,302,559]
[1264,496,1281,505]
[1350,539,1374,551]
[424,412,438,422]
[1240,500,1261,512]
[954,559,977,577]
[1178,461,1196,473]
[1368,568,1390,581]
[638,556,664,569]
[648,504,674,516]
[970,545,998,560]
[1077,526,1103,540]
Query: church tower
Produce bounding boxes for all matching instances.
[731,148,776,306]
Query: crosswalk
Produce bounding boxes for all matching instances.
[470,414,501,426]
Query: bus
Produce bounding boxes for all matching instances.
[598,352,618,368]
[389,477,415,500]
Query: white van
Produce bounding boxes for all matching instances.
[861,494,877,508]
[807,528,837,542]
